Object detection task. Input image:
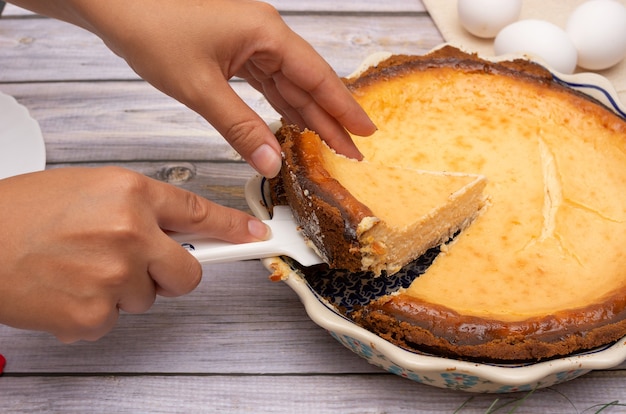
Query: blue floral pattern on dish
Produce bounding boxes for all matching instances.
[441,373,482,390]
[287,245,443,313]
[328,331,592,393]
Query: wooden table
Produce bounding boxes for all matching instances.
[1,2,625,412]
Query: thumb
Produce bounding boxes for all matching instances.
[149,178,270,244]
[198,79,283,178]
[143,179,270,298]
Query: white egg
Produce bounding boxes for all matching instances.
[457,0,522,38]
[494,20,578,74]
[566,0,626,71]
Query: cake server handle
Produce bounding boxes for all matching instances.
[169,206,324,267]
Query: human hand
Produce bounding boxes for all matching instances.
[67,0,377,177]
[0,167,269,342]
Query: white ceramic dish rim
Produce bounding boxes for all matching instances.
[245,45,626,387]
[245,176,626,387]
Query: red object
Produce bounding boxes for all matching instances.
[0,354,5,374]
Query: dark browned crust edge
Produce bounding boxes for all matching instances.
[345,45,626,128]
[277,124,375,271]
[344,46,552,95]
[351,288,626,362]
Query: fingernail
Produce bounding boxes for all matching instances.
[248,219,271,241]
[250,144,282,178]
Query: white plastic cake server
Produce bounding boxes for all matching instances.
[170,206,324,266]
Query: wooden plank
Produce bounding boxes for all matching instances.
[0,258,381,374]
[0,14,443,82]
[0,12,445,164]
[287,14,443,75]
[44,161,258,212]
[0,18,136,81]
[0,81,275,163]
[272,0,427,12]
[0,371,625,413]
[1,1,426,16]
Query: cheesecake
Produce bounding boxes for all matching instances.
[272,45,626,362]
[277,125,487,275]
[344,46,626,361]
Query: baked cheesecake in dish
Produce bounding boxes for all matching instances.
[273,45,626,362]
[276,125,487,275]
[344,46,626,361]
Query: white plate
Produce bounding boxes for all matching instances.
[0,91,46,179]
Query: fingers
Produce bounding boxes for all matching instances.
[240,31,376,161]
[49,295,121,344]
[271,71,364,160]
[57,171,271,341]
[242,60,364,160]
[278,42,377,138]
[147,178,270,243]
[54,309,119,344]
[147,236,203,298]
[196,78,283,178]
[241,61,307,128]
[140,175,271,296]
[272,29,377,137]
[117,260,158,312]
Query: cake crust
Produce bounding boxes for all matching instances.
[353,289,626,362]
[277,124,373,271]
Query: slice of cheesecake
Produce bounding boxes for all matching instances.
[277,125,487,275]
